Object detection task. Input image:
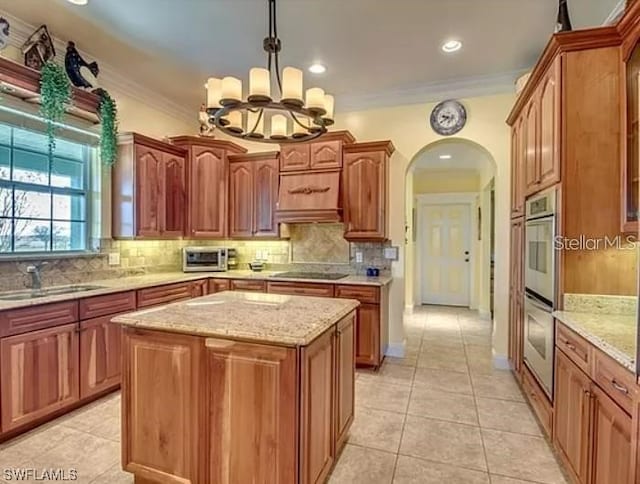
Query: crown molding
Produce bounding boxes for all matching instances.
[0,10,195,124]
[604,0,626,25]
[336,70,523,113]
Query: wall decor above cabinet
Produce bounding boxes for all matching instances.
[170,136,246,239]
[112,133,187,239]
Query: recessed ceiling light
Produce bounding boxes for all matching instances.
[67,0,89,5]
[308,63,327,74]
[439,154,452,160]
[441,40,462,53]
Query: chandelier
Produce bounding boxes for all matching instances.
[205,0,334,144]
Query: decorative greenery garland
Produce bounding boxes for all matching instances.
[39,61,71,155]
[95,88,118,167]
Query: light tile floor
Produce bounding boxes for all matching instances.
[0,305,568,484]
[330,305,568,484]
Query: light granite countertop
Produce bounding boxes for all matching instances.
[112,291,360,346]
[553,310,637,372]
[0,270,391,312]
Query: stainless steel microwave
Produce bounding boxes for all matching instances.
[183,247,228,272]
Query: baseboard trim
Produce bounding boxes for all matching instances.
[478,309,492,320]
[492,354,512,371]
[385,342,406,358]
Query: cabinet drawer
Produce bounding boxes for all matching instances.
[0,301,79,337]
[335,285,379,304]
[209,279,231,294]
[267,282,334,297]
[79,291,136,320]
[522,365,552,437]
[592,350,637,415]
[229,279,266,292]
[310,140,342,170]
[556,323,591,374]
[137,282,193,308]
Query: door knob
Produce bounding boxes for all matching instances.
[465,258,470,262]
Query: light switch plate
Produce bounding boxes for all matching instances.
[108,252,120,266]
[355,251,363,263]
[384,247,399,261]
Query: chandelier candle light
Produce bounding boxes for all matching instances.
[206,0,334,143]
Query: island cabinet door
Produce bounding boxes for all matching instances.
[1,323,79,433]
[301,328,335,484]
[121,328,204,484]
[206,339,298,484]
[334,312,355,454]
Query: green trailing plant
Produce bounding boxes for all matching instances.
[39,61,71,155]
[96,88,118,167]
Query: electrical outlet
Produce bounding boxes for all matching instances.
[108,252,120,266]
[355,251,363,263]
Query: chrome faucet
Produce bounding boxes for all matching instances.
[26,261,48,290]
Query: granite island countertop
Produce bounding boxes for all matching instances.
[0,270,391,311]
[553,310,637,372]
[112,291,360,346]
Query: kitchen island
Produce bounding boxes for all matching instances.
[112,291,359,484]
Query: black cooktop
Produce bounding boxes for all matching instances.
[272,272,349,280]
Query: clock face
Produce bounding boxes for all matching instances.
[430,100,467,136]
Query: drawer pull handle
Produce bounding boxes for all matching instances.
[564,340,576,351]
[611,380,629,395]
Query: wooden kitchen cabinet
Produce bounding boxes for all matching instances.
[354,303,380,367]
[280,131,355,172]
[521,57,561,197]
[510,116,525,218]
[334,312,355,453]
[1,323,79,432]
[537,57,561,189]
[554,349,592,484]
[623,38,640,232]
[343,141,395,241]
[230,279,267,292]
[228,152,280,238]
[208,278,230,294]
[137,281,197,308]
[79,314,122,399]
[300,327,335,484]
[170,136,247,239]
[508,218,524,375]
[281,144,311,171]
[113,133,188,238]
[121,328,203,484]
[590,384,633,484]
[206,338,297,484]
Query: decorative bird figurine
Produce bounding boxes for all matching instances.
[64,41,99,89]
[0,18,10,51]
[199,104,215,137]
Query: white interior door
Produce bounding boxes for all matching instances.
[421,203,471,306]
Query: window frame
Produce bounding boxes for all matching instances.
[0,123,94,255]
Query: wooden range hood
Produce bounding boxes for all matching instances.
[276,169,342,223]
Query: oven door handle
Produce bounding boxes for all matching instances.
[525,293,552,313]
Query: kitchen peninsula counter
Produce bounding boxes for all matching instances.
[113,291,359,484]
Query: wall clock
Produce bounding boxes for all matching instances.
[430,100,467,136]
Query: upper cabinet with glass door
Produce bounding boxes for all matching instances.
[622,44,640,234]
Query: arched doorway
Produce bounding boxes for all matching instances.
[404,138,497,316]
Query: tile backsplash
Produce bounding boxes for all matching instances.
[0,224,391,291]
